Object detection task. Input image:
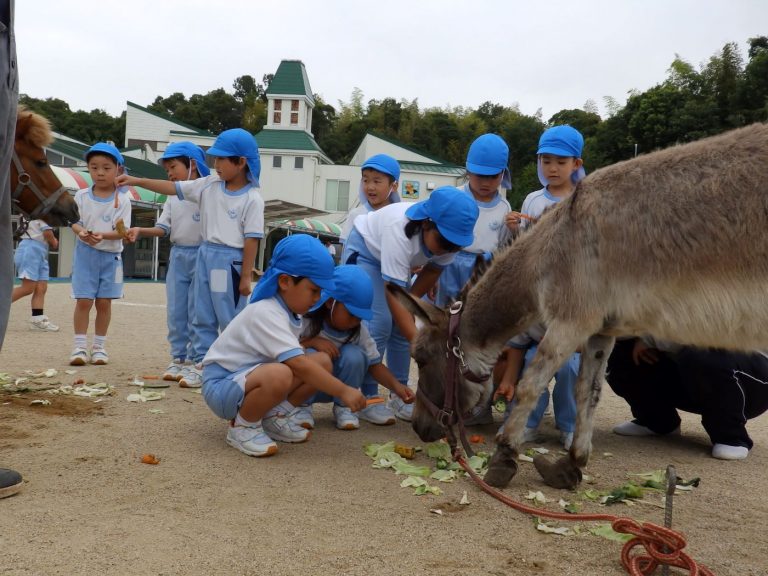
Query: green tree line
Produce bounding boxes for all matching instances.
[20,36,768,208]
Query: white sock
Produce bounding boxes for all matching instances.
[93,335,107,350]
[74,334,87,349]
[235,413,261,428]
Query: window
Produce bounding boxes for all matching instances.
[274,99,283,110]
[294,157,304,169]
[272,99,282,124]
[273,156,282,168]
[325,179,350,211]
[291,100,299,111]
[290,112,299,125]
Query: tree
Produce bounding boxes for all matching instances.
[547,108,602,138]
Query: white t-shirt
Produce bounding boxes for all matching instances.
[520,187,563,231]
[459,184,511,254]
[74,187,131,253]
[176,175,264,248]
[300,319,381,364]
[352,202,455,286]
[203,296,304,372]
[340,204,368,243]
[156,195,203,247]
[21,219,52,245]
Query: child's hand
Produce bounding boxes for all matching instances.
[125,227,140,243]
[238,275,252,297]
[505,211,522,231]
[310,337,340,360]
[340,387,366,412]
[394,383,416,404]
[494,379,516,402]
[78,229,101,246]
[115,174,137,188]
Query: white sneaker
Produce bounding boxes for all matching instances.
[613,420,681,437]
[358,397,396,425]
[333,404,360,430]
[179,365,202,388]
[163,359,185,381]
[712,443,749,460]
[560,431,574,450]
[226,425,278,457]
[69,347,89,366]
[90,348,109,365]
[30,315,59,332]
[263,410,311,443]
[291,405,315,430]
[389,395,413,422]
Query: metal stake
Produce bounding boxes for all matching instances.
[661,464,676,576]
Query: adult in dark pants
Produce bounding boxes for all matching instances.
[607,337,768,460]
[0,0,23,499]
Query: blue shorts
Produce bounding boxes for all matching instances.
[14,240,49,282]
[71,241,124,299]
[202,362,256,421]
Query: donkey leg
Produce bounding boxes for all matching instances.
[534,333,615,488]
[487,334,578,488]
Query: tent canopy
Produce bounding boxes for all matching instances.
[51,166,167,205]
[271,218,341,237]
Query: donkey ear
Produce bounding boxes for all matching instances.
[386,284,444,326]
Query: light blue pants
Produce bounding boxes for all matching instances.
[435,250,478,307]
[342,230,411,396]
[71,242,123,299]
[523,345,581,433]
[14,239,49,281]
[166,244,199,361]
[191,242,247,363]
[307,343,369,406]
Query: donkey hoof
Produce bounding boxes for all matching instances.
[484,445,519,488]
[533,454,583,489]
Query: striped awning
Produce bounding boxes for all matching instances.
[50,166,167,205]
[273,218,342,236]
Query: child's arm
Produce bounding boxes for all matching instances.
[385,285,418,341]
[300,335,340,359]
[115,175,176,196]
[494,346,525,401]
[410,265,441,298]
[368,362,415,403]
[284,354,366,411]
[42,229,58,251]
[239,238,259,296]
[126,226,166,243]
[70,223,101,246]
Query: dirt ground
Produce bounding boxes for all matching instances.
[1,282,766,576]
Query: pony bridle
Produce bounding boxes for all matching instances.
[416,300,490,457]
[11,151,71,225]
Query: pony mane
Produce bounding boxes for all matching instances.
[16,105,53,148]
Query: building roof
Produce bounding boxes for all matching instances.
[48,136,167,180]
[399,161,465,176]
[127,101,216,137]
[255,128,329,157]
[367,131,457,166]
[266,60,314,104]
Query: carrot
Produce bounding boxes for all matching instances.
[140,454,160,465]
[469,434,485,444]
[141,375,160,380]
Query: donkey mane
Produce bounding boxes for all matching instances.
[16,105,53,149]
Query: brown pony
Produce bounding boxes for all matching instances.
[11,106,78,227]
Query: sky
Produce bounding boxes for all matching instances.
[14,0,768,122]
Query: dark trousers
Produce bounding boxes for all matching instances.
[606,339,768,449]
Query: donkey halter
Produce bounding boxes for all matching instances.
[11,151,71,235]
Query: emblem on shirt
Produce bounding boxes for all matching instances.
[192,212,201,222]
[227,209,238,219]
[102,214,112,223]
[489,220,502,231]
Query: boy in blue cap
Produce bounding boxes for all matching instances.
[202,235,366,457]
[117,128,264,387]
[496,125,587,449]
[343,186,479,424]
[126,142,210,382]
[299,265,415,430]
[69,143,131,366]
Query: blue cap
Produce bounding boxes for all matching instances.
[362,154,400,181]
[159,142,211,177]
[310,265,373,321]
[249,234,336,304]
[537,125,584,158]
[84,142,124,166]
[466,134,511,189]
[207,128,261,187]
[405,186,479,247]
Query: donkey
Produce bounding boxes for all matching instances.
[11,105,79,227]
[392,122,768,490]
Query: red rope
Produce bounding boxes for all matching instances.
[456,456,715,576]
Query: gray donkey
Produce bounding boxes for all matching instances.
[392,122,768,489]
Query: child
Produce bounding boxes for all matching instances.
[126,142,209,382]
[496,125,587,449]
[12,219,60,331]
[296,265,415,430]
[116,129,264,387]
[202,234,366,457]
[69,143,131,365]
[342,186,479,424]
[339,154,400,244]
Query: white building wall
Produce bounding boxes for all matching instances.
[258,152,317,209]
[350,134,439,166]
[125,106,185,146]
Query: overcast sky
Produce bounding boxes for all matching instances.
[15,1,768,122]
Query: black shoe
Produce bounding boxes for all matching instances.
[0,468,23,499]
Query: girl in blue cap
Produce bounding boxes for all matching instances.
[69,143,131,366]
[342,186,479,424]
[117,128,264,387]
[496,125,587,449]
[125,142,210,383]
[201,235,366,457]
[297,265,415,430]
